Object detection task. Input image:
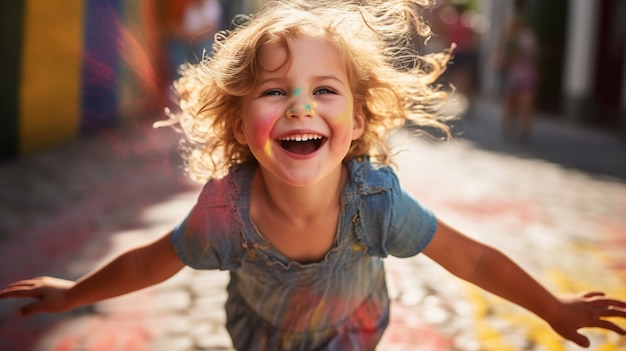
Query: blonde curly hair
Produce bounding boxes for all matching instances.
[156,0,453,182]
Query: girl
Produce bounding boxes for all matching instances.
[1,0,625,350]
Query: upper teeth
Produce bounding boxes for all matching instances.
[278,134,323,142]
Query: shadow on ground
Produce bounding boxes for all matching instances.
[411,97,626,181]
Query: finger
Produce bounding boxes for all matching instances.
[594,319,626,335]
[583,291,605,299]
[2,280,37,290]
[0,286,41,299]
[0,280,35,295]
[606,299,626,309]
[591,298,626,309]
[1,282,34,291]
[598,308,626,318]
[20,300,44,317]
[567,332,590,348]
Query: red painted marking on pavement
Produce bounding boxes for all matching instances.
[446,198,534,221]
[381,259,455,350]
[53,337,79,351]
[0,125,190,351]
[381,304,454,350]
[402,182,537,225]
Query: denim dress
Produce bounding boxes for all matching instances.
[171,157,437,350]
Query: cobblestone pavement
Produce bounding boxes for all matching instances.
[1,100,625,351]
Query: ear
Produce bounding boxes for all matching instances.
[233,116,248,145]
[351,108,365,140]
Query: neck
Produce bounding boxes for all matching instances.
[253,164,347,220]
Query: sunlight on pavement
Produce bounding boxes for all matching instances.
[388,130,626,351]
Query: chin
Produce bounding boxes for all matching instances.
[280,173,324,188]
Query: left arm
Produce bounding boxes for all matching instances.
[422,219,626,348]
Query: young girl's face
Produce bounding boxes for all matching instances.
[236,35,364,187]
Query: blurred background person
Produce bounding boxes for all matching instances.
[498,13,539,142]
[182,0,223,59]
[162,0,223,83]
[440,2,479,105]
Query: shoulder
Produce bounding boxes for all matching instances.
[346,156,399,195]
[171,162,256,270]
[197,162,256,206]
[347,156,437,258]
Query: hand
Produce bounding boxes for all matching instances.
[0,276,75,316]
[548,291,626,348]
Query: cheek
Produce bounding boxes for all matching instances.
[250,113,279,153]
[263,140,272,157]
[330,113,355,146]
[330,112,353,134]
[329,100,352,127]
[333,112,348,125]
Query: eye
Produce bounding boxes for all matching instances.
[314,87,337,95]
[262,89,285,96]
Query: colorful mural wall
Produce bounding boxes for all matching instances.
[0,0,166,161]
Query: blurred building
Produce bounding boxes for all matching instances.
[0,1,169,161]
[0,0,260,162]
[477,0,626,132]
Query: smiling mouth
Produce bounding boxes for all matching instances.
[277,134,326,155]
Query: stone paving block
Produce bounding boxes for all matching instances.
[151,335,194,351]
[190,323,234,350]
[143,313,192,336]
[151,289,193,314]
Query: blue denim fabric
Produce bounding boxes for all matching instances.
[171,157,437,350]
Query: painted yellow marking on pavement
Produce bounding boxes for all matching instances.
[464,262,626,351]
[465,285,518,351]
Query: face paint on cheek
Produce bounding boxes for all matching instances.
[333,112,347,126]
[253,132,272,158]
[264,140,272,156]
[253,112,278,156]
[333,98,352,125]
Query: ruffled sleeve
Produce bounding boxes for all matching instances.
[171,173,245,271]
[351,158,437,258]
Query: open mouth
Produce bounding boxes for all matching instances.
[277,134,326,155]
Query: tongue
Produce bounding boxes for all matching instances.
[281,140,318,155]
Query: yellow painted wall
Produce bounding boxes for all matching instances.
[19,0,83,155]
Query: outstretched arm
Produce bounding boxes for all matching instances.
[0,232,185,316]
[422,220,626,348]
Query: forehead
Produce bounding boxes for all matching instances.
[257,35,346,74]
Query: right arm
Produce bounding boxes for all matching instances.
[0,232,185,316]
[423,220,626,347]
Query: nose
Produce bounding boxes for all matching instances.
[286,101,314,119]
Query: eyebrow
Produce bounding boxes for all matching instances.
[258,75,347,87]
[317,75,346,86]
